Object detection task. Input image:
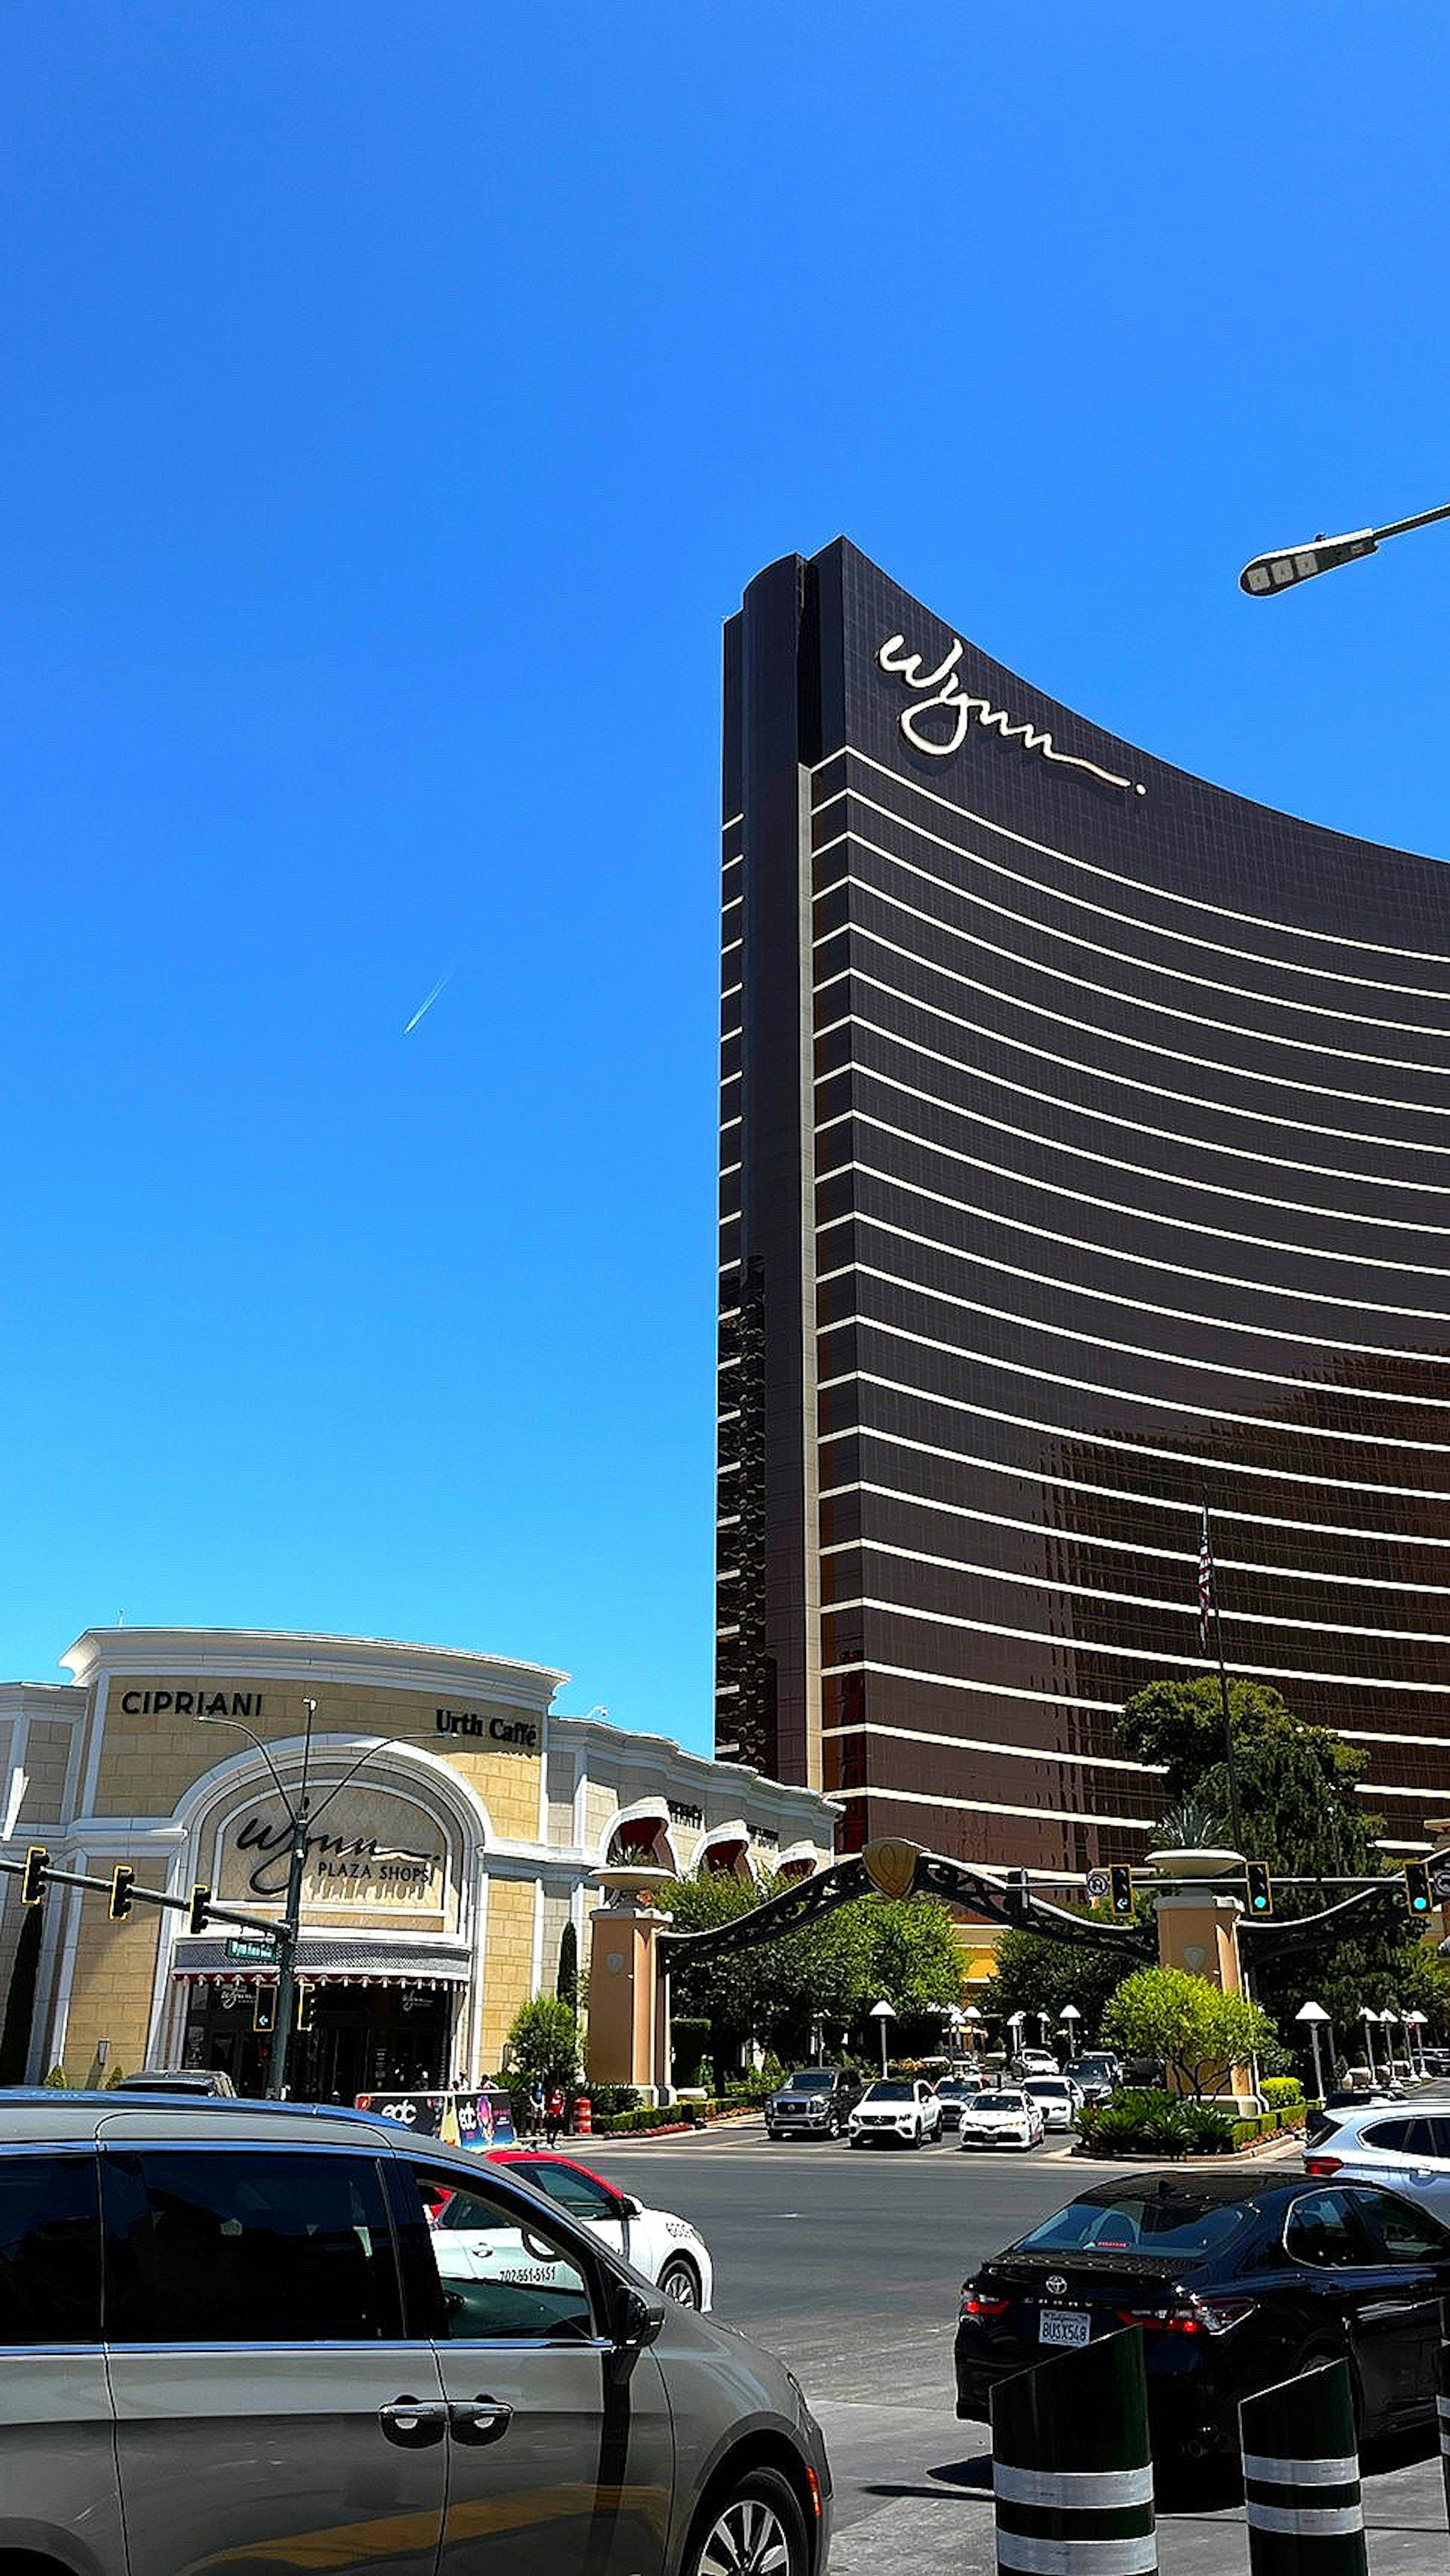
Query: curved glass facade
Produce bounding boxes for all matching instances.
[716,539,1450,1872]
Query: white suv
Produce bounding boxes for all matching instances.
[848,2079,942,2148]
[1305,2107,1450,2209]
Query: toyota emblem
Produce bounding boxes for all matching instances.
[1045,2274,1067,2296]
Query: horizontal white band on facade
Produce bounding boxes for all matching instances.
[832,1780,1157,1834]
[722,810,744,830]
[821,1139,1450,1283]
[811,742,1450,968]
[812,865,1450,1075]
[820,1479,1450,1592]
[816,1228,1447,1367]
[1352,1781,1449,1800]
[1242,2452,1358,2488]
[825,1721,1164,1778]
[821,1658,1450,1755]
[821,1081,1450,1246]
[821,1183,1450,1328]
[994,2464,1156,2510]
[820,1400,1450,1516]
[819,1535,1450,1641]
[818,1035,1450,1201]
[722,983,742,1003]
[824,1592,1450,1693]
[818,1287,1450,1414]
[819,1345,1450,1474]
[813,920,1450,1123]
[816,993,1450,1167]
[815,778,1450,1004]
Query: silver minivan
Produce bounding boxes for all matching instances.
[0,2089,831,2576]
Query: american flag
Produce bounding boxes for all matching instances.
[1197,1508,1215,1655]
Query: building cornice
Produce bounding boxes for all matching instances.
[550,1712,842,1821]
[60,1627,567,1713]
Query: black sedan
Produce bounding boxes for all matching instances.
[956,2169,1450,2461]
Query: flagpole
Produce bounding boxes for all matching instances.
[1200,1499,1244,1855]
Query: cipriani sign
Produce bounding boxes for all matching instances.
[876,633,1145,797]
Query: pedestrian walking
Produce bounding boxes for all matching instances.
[545,2084,565,2147]
[528,2077,545,2140]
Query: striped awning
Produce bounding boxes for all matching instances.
[172,1934,470,1986]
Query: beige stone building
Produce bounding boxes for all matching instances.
[0,1627,839,2098]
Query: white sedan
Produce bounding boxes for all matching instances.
[848,2078,944,2148]
[426,2147,716,2308]
[957,2087,1046,2152]
[1022,2075,1084,2133]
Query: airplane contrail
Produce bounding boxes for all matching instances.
[403,968,454,1036]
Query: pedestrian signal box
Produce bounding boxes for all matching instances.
[1404,1861,1433,1917]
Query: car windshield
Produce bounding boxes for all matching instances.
[784,2072,834,2092]
[938,2079,977,2094]
[1025,2080,1069,2096]
[1018,2192,1260,2259]
[975,2092,1024,2111]
[865,2082,914,2102]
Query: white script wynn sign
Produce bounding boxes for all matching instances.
[876,633,1145,796]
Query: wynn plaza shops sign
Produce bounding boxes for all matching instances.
[218,1789,453,1911]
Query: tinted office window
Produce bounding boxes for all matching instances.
[0,2154,101,2343]
[103,2151,400,2343]
[414,2168,595,2342]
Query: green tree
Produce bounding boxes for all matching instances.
[984,1917,1132,2048]
[659,1875,962,2065]
[555,1921,578,2014]
[1103,1967,1274,2100]
[858,1897,964,2052]
[504,1997,581,2088]
[1121,1675,1447,2071]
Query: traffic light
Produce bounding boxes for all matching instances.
[187,1881,212,1937]
[1404,1860,1433,1918]
[108,1864,136,1923]
[252,1984,277,2035]
[1109,1864,1134,1917]
[296,1984,315,2033]
[1245,1860,1273,1916]
[20,1846,49,1906]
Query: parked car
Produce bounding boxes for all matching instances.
[1071,2053,1122,2106]
[1304,2106,1450,2210]
[933,2073,987,2131]
[847,2078,942,2148]
[1021,2075,1083,2133]
[468,2146,713,2307]
[0,2089,831,2576]
[956,2168,1450,2462]
[1304,2084,1398,2149]
[957,2088,1046,2152]
[765,2066,863,2140]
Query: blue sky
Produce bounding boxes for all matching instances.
[2,6,1448,1747]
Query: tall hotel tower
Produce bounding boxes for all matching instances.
[715,539,1450,1873]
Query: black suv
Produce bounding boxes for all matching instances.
[765,2068,864,2140]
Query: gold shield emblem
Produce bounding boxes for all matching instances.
[863,1838,920,1900]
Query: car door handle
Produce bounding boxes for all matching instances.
[449,2395,514,2447]
[379,2395,449,2447]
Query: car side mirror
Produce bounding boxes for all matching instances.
[614,2286,665,2351]
[615,2192,643,2219]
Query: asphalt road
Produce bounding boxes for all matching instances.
[582,2118,1450,2576]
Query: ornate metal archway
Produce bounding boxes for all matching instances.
[657,1836,1158,1974]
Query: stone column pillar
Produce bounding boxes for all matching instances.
[1155,1890,1255,2111]
[585,1905,668,2100]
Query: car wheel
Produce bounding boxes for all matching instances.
[910,2125,924,2147]
[659,2255,703,2309]
[685,2466,809,2576]
[1294,2342,1363,2440]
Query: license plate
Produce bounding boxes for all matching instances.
[1040,2309,1090,2349]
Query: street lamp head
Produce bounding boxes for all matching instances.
[869,1998,896,2021]
[1240,528,1378,596]
[1295,2001,1331,2024]
[1060,2004,1081,2021]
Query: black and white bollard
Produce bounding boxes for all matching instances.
[1239,2360,1366,2576]
[990,2325,1157,2574]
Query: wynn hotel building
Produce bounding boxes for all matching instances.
[715,538,1450,1875]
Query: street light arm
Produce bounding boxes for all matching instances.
[196,1716,297,1824]
[1241,498,1450,596]
[304,1740,389,1832]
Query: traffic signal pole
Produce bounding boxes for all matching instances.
[2,1849,278,1941]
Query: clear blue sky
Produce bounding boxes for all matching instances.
[2,6,1448,1748]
